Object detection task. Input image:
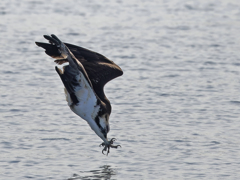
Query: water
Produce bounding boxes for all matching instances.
[1,0,240,179]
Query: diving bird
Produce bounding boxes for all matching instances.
[35,34,123,155]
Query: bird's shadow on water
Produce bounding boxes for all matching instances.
[67,165,117,180]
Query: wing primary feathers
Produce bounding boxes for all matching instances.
[36,40,123,105]
[35,42,61,59]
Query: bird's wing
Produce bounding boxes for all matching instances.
[35,41,123,102]
[64,43,123,87]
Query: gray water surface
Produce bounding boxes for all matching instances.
[1,0,240,179]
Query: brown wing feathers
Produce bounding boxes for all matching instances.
[35,41,123,102]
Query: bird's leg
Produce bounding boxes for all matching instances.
[100,138,121,155]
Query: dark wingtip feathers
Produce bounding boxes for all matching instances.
[43,35,51,41]
[35,42,41,46]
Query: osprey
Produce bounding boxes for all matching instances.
[36,34,123,155]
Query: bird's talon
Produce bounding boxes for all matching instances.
[99,142,105,147]
[110,144,121,149]
[100,139,121,155]
[109,138,116,144]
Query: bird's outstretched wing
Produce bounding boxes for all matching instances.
[35,41,123,102]
[64,43,123,99]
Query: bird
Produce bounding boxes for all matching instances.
[35,34,123,155]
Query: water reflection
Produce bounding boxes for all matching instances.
[68,165,116,180]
